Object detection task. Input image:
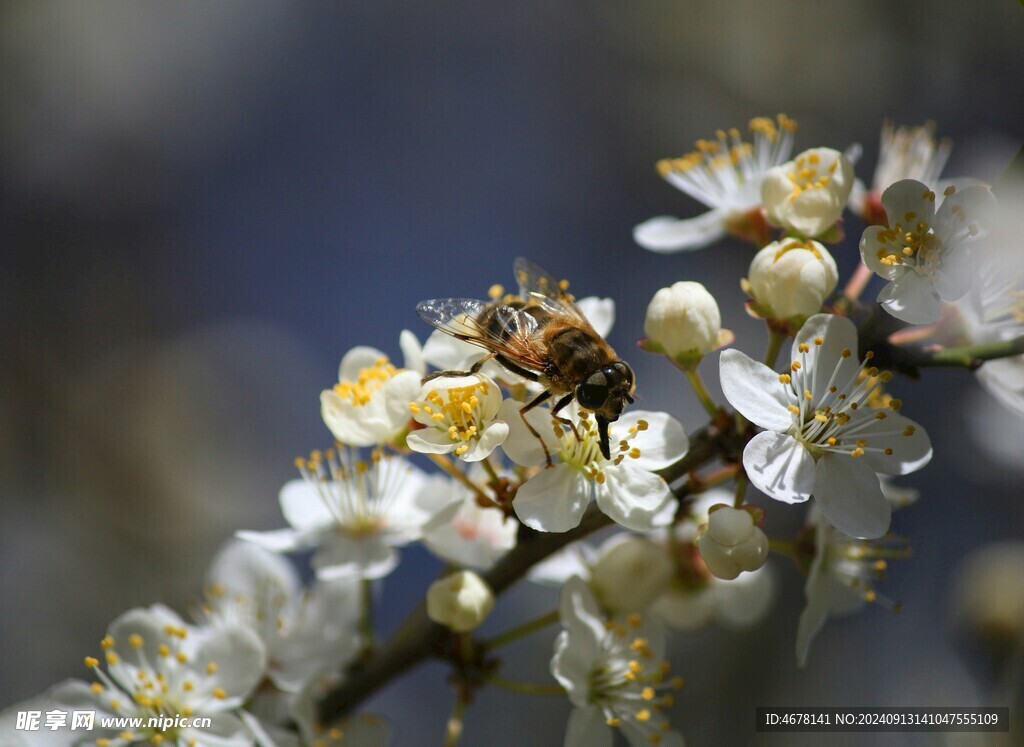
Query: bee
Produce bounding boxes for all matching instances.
[416,257,635,463]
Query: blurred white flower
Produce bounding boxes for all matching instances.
[320,331,425,447]
[796,503,910,667]
[720,313,932,539]
[746,239,838,321]
[643,281,724,365]
[951,541,1024,648]
[406,373,509,461]
[650,492,775,632]
[552,578,685,747]
[238,448,448,580]
[420,470,517,570]
[529,534,673,615]
[850,121,952,225]
[695,505,768,580]
[426,571,495,633]
[860,179,996,324]
[761,147,854,238]
[502,405,687,533]
[43,606,265,746]
[635,114,796,252]
[202,540,360,693]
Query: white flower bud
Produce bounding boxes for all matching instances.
[426,571,495,632]
[748,239,838,320]
[643,281,721,363]
[761,147,853,237]
[590,536,673,613]
[952,542,1024,646]
[696,505,768,581]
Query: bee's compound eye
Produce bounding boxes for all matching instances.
[576,372,609,410]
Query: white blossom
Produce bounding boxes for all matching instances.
[30,606,265,747]
[425,571,495,633]
[502,404,687,533]
[420,470,518,570]
[635,114,796,252]
[320,331,425,447]
[796,501,911,667]
[643,281,723,364]
[201,541,360,693]
[849,121,952,225]
[406,373,509,461]
[551,578,685,747]
[761,147,854,238]
[238,448,449,580]
[695,505,768,580]
[860,179,996,324]
[720,313,932,539]
[747,239,838,320]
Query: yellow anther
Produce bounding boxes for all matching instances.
[212,687,227,700]
[606,717,622,727]
[106,652,119,665]
[628,613,642,628]
[176,652,188,664]
[91,682,104,694]
[85,656,100,668]
[642,686,656,700]
[791,361,801,371]
[206,662,218,675]
[787,405,800,414]
[636,419,649,431]
[841,348,851,358]
[903,426,916,437]
[671,676,685,690]
[779,373,791,384]
[884,448,894,455]
[101,636,115,650]
[129,634,143,649]
[851,448,865,458]
[636,709,652,722]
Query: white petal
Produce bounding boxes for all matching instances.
[399,329,426,375]
[633,210,727,253]
[514,465,591,532]
[617,411,688,470]
[383,369,423,431]
[795,587,829,668]
[499,398,557,467]
[877,273,941,325]
[205,540,300,606]
[108,607,186,670]
[320,389,391,447]
[813,455,891,539]
[742,431,815,505]
[552,577,606,699]
[860,224,901,280]
[236,527,317,554]
[528,544,596,586]
[596,464,676,531]
[576,296,615,338]
[192,625,267,702]
[931,243,975,301]
[406,428,456,455]
[856,412,932,475]
[338,345,389,382]
[313,536,398,580]
[719,349,792,431]
[463,422,509,462]
[880,179,936,226]
[792,314,861,401]
[280,479,336,531]
[565,706,613,747]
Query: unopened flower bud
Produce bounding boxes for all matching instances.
[747,239,838,320]
[426,571,495,632]
[761,147,853,237]
[952,542,1024,649]
[643,281,722,365]
[696,505,768,580]
[591,536,673,613]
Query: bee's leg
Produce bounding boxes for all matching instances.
[519,390,554,467]
[422,353,497,383]
[493,355,541,382]
[550,393,580,442]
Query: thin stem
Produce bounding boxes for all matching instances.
[485,674,565,697]
[481,609,559,651]
[898,334,1024,370]
[733,471,748,508]
[768,537,798,560]
[684,368,720,417]
[442,696,468,747]
[763,329,787,369]
[360,578,375,654]
[428,453,495,506]
[843,262,874,303]
[481,456,501,486]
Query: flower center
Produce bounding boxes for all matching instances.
[785,150,838,201]
[780,338,911,460]
[655,114,796,209]
[295,448,405,536]
[558,416,647,483]
[333,357,398,407]
[409,379,492,457]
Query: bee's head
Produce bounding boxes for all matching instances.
[575,361,635,459]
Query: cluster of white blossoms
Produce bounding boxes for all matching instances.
[5,117,1021,747]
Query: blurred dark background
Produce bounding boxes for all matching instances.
[2,2,1023,745]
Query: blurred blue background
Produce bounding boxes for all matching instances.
[2,2,1023,745]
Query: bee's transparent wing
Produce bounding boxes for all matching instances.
[512,257,593,325]
[416,298,547,371]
